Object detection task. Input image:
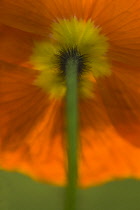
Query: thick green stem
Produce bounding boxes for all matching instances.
[65,58,78,210]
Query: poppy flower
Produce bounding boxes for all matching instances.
[0,0,140,187]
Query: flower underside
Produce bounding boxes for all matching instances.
[31,18,111,98]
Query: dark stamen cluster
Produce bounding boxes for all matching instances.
[55,47,88,76]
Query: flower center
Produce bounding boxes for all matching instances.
[30,18,111,98]
[55,47,87,77]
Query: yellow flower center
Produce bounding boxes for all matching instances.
[30,18,110,98]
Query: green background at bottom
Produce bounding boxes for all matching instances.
[0,170,140,210]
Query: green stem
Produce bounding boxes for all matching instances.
[65,58,78,210]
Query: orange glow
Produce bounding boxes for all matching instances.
[0,0,140,187]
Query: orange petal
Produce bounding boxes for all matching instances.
[1,0,140,67]
[0,0,98,34]
[0,60,45,148]
[0,0,113,34]
[1,60,140,186]
[0,0,49,35]
[96,63,140,147]
[0,24,42,67]
[0,60,66,185]
[79,90,140,186]
[90,0,140,67]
